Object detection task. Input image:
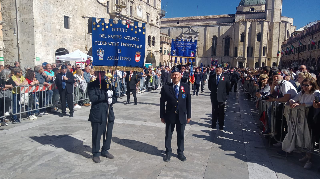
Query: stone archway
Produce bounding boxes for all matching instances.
[146,52,156,66]
[55,48,69,56]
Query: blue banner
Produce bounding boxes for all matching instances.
[171,39,197,58]
[92,18,146,69]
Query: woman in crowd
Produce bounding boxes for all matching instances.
[289,77,320,169]
[25,69,40,120]
[296,72,312,92]
[74,68,88,108]
[0,69,13,126]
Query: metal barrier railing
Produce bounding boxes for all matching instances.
[253,79,319,158]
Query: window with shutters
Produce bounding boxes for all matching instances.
[148,36,151,46]
[224,36,230,56]
[234,47,238,57]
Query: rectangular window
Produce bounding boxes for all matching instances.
[130,6,132,16]
[115,0,119,4]
[64,16,70,29]
[107,1,110,13]
[147,14,149,23]
[263,46,266,56]
[250,47,253,57]
[234,47,238,57]
[154,0,156,7]
[247,47,249,57]
[160,47,162,53]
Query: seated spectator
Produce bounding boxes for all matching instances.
[25,70,40,120]
[289,77,320,169]
[7,68,28,123]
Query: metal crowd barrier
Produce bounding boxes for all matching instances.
[256,97,318,157]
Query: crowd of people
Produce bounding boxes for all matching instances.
[238,65,320,170]
[1,59,320,169]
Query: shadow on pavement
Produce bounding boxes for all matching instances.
[112,137,166,157]
[30,135,92,159]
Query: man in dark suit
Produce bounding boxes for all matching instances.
[165,66,171,84]
[55,65,75,117]
[201,68,207,92]
[160,66,191,162]
[229,69,240,92]
[161,66,168,86]
[208,65,231,130]
[125,70,139,105]
[180,65,189,83]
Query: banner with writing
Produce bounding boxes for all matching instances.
[92,18,146,71]
[171,39,197,58]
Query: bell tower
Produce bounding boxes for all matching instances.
[265,0,282,22]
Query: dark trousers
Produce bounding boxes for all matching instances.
[230,81,238,92]
[59,89,73,114]
[193,83,200,95]
[91,117,114,157]
[126,88,137,103]
[201,80,205,92]
[212,101,225,127]
[165,115,186,155]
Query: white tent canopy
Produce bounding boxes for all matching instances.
[55,49,89,62]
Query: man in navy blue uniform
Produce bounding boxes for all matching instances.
[160,66,191,162]
[208,64,231,130]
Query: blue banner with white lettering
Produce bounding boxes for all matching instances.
[171,39,197,58]
[92,18,146,70]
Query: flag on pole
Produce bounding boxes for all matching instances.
[291,44,295,52]
[311,39,316,46]
[277,51,280,57]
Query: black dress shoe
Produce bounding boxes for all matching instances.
[59,113,67,117]
[219,126,224,130]
[177,154,186,161]
[126,101,130,104]
[92,156,101,163]
[211,125,216,129]
[101,151,114,159]
[69,113,73,117]
[163,154,171,162]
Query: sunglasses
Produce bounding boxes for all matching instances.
[302,84,310,87]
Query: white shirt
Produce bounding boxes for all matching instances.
[275,80,297,99]
[290,90,320,107]
[216,74,221,81]
[173,82,180,91]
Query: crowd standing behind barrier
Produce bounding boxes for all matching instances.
[242,70,320,170]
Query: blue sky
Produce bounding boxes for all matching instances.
[161,0,320,29]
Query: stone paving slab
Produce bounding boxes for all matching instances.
[0,86,319,179]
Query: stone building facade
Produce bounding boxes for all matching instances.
[280,21,320,70]
[1,0,162,68]
[160,33,171,67]
[161,0,296,68]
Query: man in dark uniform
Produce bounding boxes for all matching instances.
[229,69,240,92]
[165,66,171,84]
[180,65,189,84]
[125,70,139,105]
[55,65,75,117]
[193,68,202,96]
[160,66,191,162]
[208,64,230,130]
[88,70,117,163]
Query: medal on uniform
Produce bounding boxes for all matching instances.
[182,94,186,99]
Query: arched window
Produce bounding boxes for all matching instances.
[224,36,230,56]
[240,32,245,42]
[212,36,217,56]
[257,32,261,42]
[152,36,155,46]
[148,36,151,46]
